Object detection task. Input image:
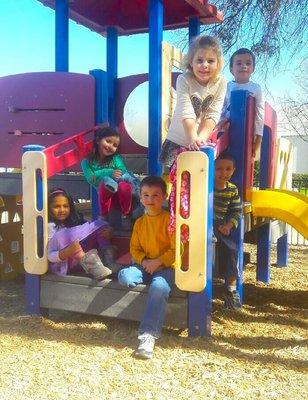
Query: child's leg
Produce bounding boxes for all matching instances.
[220,237,238,290]
[118,263,147,287]
[214,230,241,309]
[117,181,133,216]
[96,228,110,249]
[139,268,175,338]
[98,182,114,215]
[214,228,238,284]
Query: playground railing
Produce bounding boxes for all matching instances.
[43,126,97,178]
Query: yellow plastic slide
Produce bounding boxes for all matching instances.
[246,189,308,239]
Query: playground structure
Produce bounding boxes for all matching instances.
[1,0,308,336]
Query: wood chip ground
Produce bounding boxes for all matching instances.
[0,244,307,400]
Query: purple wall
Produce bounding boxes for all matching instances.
[0,72,95,168]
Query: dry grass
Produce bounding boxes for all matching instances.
[0,245,307,400]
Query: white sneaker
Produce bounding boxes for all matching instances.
[134,333,156,359]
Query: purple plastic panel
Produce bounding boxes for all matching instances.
[0,72,95,168]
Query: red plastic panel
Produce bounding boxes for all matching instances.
[264,102,278,188]
[38,0,222,35]
[0,72,95,168]
[208,120,230,157]
[43,127,97,178]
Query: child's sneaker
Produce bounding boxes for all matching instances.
[134,333,156,360]
[223,289,242,310]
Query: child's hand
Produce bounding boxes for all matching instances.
[218,222,233,236]
[113,170,122,179]
[99,227,113,240]
[142,258,162,274]
[188,138,204,151]
[59,240,83,260]
[68,240,83,255]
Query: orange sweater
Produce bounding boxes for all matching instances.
[130,210,175,267]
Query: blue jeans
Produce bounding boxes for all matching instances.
[118,264,175,338]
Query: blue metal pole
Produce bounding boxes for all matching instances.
[188,146,214,337]
[228,90,249,302]
[89,69,108,125]
[256,223,271,283]
[148,0,163,175]
[277,233,288,267]
[89,69,109,220]
[23,144,46,316]
[107,27,118,128]
[189,17,200,42]
[55,0,69,72]
[234,215,244,300]
[257,126,272,281]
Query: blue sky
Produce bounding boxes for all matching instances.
[0,0,300,109]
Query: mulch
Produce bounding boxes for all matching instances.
[0,244,307,400]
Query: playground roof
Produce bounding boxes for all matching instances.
[38,0,222,35]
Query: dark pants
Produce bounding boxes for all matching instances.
[214,226,239,282]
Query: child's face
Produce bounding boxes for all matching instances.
[97,135,120,157]
[191,47,218,86]
[230,54,254,84]
[140,185,166,216]
[215,159,235,186]
[49,195,70,222]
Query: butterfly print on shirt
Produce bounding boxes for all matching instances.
[190,94,214,119]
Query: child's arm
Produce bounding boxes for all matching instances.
[58,241,83,260]
[226,187,242,232]
[175,75,200,147]
[183,118,201,150]
[142,233,176,274]
[197,118,216,142]
[217,222,234,236]
[81,157,120,187]
[129,221,147,265]
[253,85,264,157]
[81,158,99,186]
[95,154,128,181]
[199,77,227,142]
[252,135,262,158]
[254,85,264,138]
[47,239,83,263]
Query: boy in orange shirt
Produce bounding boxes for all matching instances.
[118,176,175,360]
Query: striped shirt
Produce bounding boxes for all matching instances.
[214,182,242,228]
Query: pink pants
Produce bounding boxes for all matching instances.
[98,181,133,216]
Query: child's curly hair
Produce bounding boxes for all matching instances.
[183,35,223,82]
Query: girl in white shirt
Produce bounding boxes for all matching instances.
[160,35,227,172]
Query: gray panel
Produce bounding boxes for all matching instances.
[0,172,90,198]
[40,275,187,328]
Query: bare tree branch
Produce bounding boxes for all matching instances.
[169,0,308,78]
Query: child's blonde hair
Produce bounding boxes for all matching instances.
[183,35,223,81]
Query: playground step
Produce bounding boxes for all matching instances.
[40,273,187,329]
